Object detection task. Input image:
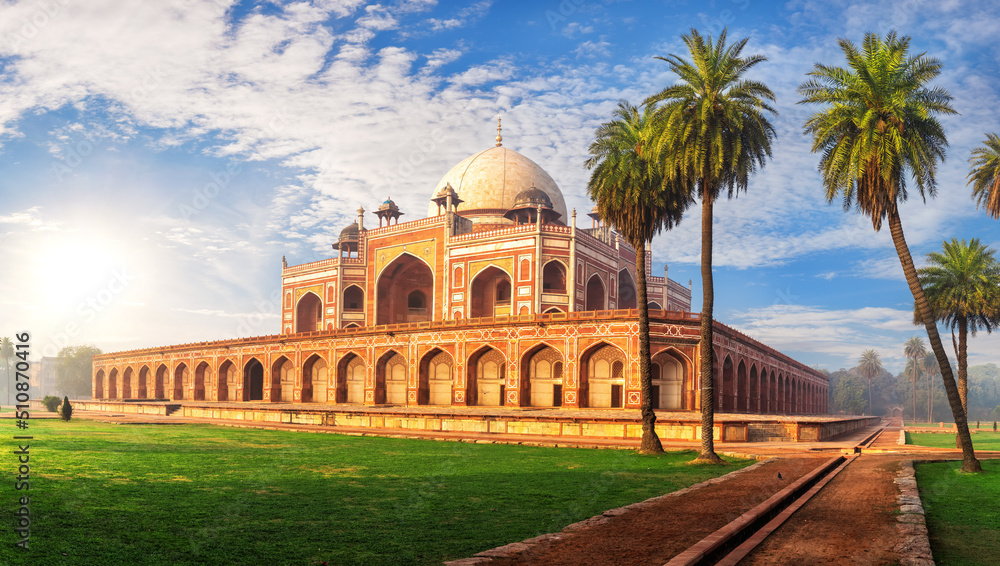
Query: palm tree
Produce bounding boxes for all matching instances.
[798,31,981,472]
[857,349,882,415]
[967,133,1000,219]
[917,238,1000,415]
[646,28,777,464]
[903,337,926,424]
[586,100,691,454]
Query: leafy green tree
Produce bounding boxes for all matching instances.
[0,337,14,405]
[798,31,981,472]
[917,238,1000,415]
[646,28,777,464]
[967,133,1000,219]
[587,100,691,454]
[857,350,882,415]
[55,345,102,398]
[903,336,926,423]
[833,372,867,415]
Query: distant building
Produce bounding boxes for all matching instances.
[93,126,828,414]
[34,356,58,398]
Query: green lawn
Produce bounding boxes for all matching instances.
[0,419,749,566]
[907,431,1000,451]
[916,459,1000,566]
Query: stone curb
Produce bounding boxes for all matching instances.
[892,460,935,566]
[443,456,776,565]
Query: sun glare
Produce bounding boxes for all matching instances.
[33,234,129,310]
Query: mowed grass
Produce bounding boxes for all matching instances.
[916,459,1000,566]
[1,419,750,566]
[907,431,1000,451]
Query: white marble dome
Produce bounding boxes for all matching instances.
[427,146,568,220]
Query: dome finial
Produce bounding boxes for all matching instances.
[495,112,503,147]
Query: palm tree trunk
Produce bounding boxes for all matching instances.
[887,210,981,472]
[911,363,916,425]
[636,241,663,454]
[867,377,872,415]
[697,192,722,463]
[927,368,932,423]
[958,317,968,414]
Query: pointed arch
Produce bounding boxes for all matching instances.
[122,367,134,399]
[585,274,605,311]
[376,252,434,325]
[522,343,564,407]
[419,348,453,405]
[343,285,365,314]
[217,360,236,402]
[617,269,637,309]
[720,355,734,412]
[378,350,407,405]
[736,359,748,412]
[542,260,567,293]
[651,348,689,410]
[270,356,293,403]
[243,358,264,401]
[193,361,211,401]
[337,352,366,404]
[581,342,626,408]
[295,291,323,333]
[173,363,189,400]
[749,364,759,413]
[470,266,513,319]
[94,369,105,399]
[467,346,506,407]
[768,370,777,414]
[137,365,150,399]
[777,373,786,414]
[302,353,328,403]
[154,364,168,399]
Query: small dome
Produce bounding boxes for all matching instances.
[338,222,359,242]
[511,186,553,210]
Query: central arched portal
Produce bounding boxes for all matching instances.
[243,359,264,401]
[377,254,434,325]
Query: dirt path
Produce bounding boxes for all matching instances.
[741,455,904,565]
[476,457,828,566]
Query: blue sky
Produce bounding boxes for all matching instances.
[2,0,998,374]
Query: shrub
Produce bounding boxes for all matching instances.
[60,396,72,422]
[43,395,61,413]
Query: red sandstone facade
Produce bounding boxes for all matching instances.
[92,142,829,414]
